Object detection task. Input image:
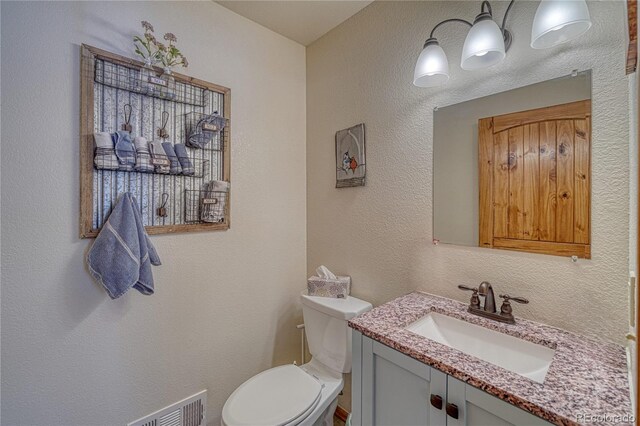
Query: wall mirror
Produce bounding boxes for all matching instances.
[433,71,592,258]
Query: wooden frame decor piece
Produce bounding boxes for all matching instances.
[79,44,231,238]
[478,100,591,258]
[627,0,638,75]
[335,123,366,188]
[636,44,639,415]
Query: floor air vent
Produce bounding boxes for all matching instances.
[128,390,206,426]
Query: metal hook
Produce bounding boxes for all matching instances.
[161,111,169,130]
[157,111,170,139]
[124,104,132,124]
[157,193,169,217]
[122,104,133,132]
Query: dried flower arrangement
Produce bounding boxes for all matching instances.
[133,21,188,72]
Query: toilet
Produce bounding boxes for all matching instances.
[221,292,373,426]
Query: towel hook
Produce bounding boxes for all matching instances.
[122,104,133,132]
[157,111,170,139]
[157,193,169,217]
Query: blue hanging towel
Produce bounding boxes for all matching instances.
[113,131,136,171]
[87,193,161,299]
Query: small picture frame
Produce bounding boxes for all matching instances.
[335,123,366,188]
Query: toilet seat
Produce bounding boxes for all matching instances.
[221,364,323,426]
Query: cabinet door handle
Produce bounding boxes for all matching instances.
[430,394,443,410]
[446,402,459,419]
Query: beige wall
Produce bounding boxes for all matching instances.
[307,0,629,349]
[0,2,306,425]
[434,72,591,246]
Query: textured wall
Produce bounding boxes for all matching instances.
[307,0,630,348]
[1,2,306,425]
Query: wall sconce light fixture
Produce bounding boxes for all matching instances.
[413,0,592,87]
[530,0,592,49]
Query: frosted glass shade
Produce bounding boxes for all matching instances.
[460,17,506,70]
[531,0,592,49]
[413,41,450,87]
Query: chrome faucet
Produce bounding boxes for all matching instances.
[458,282,528,324]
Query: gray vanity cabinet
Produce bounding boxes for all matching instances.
[445,376,551,426]
[351,331,552,426]
[352,331,447,426]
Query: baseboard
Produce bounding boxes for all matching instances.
[334,405,349,422]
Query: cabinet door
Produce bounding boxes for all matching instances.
[358,335,447,426]
[446,376,552,426]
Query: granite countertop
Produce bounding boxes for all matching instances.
[348,292,632,426]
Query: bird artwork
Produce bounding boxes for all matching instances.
[343,152,351,173]
[343,152,359,174]
[335,124,366,187]
[349,155,358,173]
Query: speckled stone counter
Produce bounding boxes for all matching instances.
[348,292,632,426]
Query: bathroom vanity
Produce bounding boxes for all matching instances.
[349,292,632,426]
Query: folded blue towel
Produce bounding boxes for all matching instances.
[133,136,154,173]
[87,193,161,299]
[173,143,195,176]
[93,132,119,170]
[187,113,227,149]
[113,131,136,171]
[162,142,182,175]
[149,141,170,174]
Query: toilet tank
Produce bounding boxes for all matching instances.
[300,292,373,374]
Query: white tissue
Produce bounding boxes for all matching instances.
[315,265,337,280]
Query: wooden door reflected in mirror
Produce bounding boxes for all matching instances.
[478,100,591,258]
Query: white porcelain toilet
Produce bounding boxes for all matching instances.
[221,292,373,426]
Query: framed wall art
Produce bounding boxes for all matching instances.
[335,123,366,188]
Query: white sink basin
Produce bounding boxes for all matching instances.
[405,312,555,384]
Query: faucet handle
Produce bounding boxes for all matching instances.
[499,294,529,304]
[458,285,480,309]
[498,294,528,320]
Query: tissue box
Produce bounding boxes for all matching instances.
[307,275,351,298]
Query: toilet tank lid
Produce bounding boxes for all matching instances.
[300,292,373,320]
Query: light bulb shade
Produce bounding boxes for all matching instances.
[531,0,592,49]
[460,17,506,70]
[413,40,450,87]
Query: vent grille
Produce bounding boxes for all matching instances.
[128,390,206,426]
[183,400,205,426]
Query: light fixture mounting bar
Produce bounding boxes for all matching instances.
[481,0,493,15]
[426,0,515,52]
[500,0,515,51]
[429,18,472,40]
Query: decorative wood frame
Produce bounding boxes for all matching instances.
[636,30,639,416]
[627,0,638,75]
[478,100,591,259]
[79,44,231,238]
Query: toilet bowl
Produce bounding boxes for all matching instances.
[221,292,373,426]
